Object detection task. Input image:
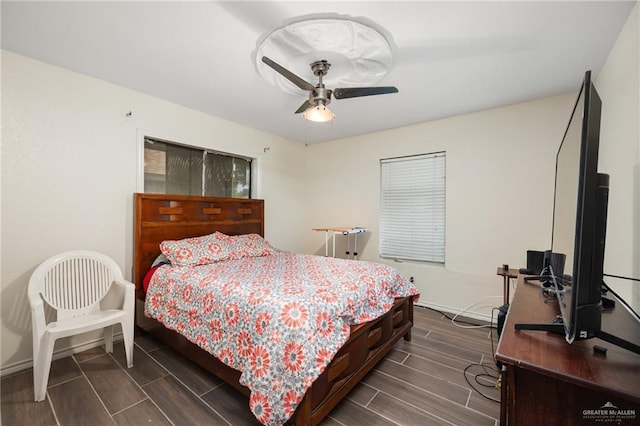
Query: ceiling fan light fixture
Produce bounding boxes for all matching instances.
[302,103,335,122]
[256,18,397,123]
[256,18,393,95]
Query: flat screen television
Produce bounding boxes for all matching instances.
[550,70,606,343]
[516,71,639,355]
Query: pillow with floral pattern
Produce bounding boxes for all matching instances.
[159,232,231,266]
[225,233,276,260]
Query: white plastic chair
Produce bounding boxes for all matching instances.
[28,250,134,401]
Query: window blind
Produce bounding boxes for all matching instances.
[380,152,446,263]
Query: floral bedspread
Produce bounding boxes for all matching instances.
[144,251,419,425]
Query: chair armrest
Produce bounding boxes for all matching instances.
[28,293,47,339]
[106,279,135,311]
[28,291,44,309]
[113,278,135,292]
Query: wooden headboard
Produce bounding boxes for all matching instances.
[133,193,265,298]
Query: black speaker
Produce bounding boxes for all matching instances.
[544,250,566,277]
[526,250,545,275]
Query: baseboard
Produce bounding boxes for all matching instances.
[0,333,124,378]
[415,300,497,326]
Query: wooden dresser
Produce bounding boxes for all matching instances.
[495,275,640,425]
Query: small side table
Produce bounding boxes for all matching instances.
[312,227,366,259]
[496,267,519,305]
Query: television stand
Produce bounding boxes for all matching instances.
[496,276,640,425]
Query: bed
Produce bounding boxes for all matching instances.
[133,193,418,425]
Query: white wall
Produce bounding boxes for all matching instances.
[1,51,307,372]
[304,94,575,319]
[596,3,640,307]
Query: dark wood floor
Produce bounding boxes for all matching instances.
[1,306,500,425]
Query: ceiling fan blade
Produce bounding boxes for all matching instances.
[333,86,399,99]
[294,100,314,114]
[262,56,315,92]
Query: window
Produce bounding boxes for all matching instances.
[380,152,445,263]
[144,137,251,198]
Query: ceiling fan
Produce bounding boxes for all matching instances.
[261,56,399,122]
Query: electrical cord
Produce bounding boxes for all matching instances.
[449,296,502,329]
[422,304,498,329]
[602,280,640,320]
[463,363,500,403]
[464,364,500,401]
[423,305,502,402]
[603,273,640,282]
[425,273,518,330]
[463,306,500,403]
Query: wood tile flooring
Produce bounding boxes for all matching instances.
[1,306,500,425]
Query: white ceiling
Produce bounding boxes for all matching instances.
[1,1,636,144]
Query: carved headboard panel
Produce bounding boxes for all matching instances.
[133,193,265,297]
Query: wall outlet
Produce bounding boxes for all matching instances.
[409,276,414,283]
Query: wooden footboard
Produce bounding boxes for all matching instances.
[292,296,413,425]
[136,295,413,425]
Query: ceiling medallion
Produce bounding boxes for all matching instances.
[255,18,394,96]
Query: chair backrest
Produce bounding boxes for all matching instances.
[29,250,124,315]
